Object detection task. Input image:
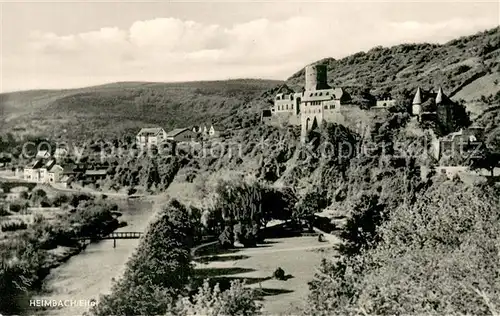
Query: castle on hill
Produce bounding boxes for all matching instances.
[263,64,351,140]
[410,86,469,135]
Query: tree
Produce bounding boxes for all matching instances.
[470,149,500,177]
[172,280,261,316]
[89,202,193,316]
[306,180,500,315]
[294,187,330,230]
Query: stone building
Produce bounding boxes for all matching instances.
[268,64,351,141]
[411,86,458,133]
[431,126,485,162]
[372,97,397,110]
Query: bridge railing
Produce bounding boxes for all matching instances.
[75,231,144,240]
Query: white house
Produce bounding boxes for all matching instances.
[24,159,44,182]
[136,127,167,147]
[23,159,63,183]
[47,165,64,183]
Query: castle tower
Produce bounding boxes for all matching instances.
[435,86,446,104]
[436,87,452,131]
[305,64,331,91]
[412,87,423,116]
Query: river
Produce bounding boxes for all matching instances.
[31,197,161,316]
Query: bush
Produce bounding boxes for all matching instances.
[218,226,234,249]
[273,267,286,280]
[1,221,28,232]
[0,205,9,216]
[174,279,261,316]
[9,203,22,213]
[306,180,500,315]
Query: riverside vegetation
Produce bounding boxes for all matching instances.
[0,190,122,315]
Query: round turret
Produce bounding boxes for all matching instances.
[305,64,329,91]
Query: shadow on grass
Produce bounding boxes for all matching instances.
[195,244,242,257]
[195,267,256,278]
[196,254,250,264]
[259,240,281,245]
[255,288,295,298]
[282,274,294,281]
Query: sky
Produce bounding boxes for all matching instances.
[0,0,499,93]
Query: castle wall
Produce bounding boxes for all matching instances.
[266,112,301,128]
[323,108,345,125]
[412,103,421,116]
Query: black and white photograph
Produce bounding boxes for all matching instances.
[0,1,500,315]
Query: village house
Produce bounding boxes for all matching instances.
[5,186,29,201]
[372,96,397,110]
[23,159,64,183]
[166,128,197,142]
[84,169,108,181]
[24,159,44,182]
[46,164,64,183]
[432,126,485,162]
[136,127,167,147]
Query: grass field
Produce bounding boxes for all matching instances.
[194,236,336,315]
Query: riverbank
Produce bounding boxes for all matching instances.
[30,197,162,316]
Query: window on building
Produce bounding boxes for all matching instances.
[330,105,335,109]
[324,105,328,109]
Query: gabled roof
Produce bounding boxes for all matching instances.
[45,159,56,168]
[166,128,191,137]
[436,86,449,104]
[36,150,50,158]
[137,127,165,136]
[48,165,63,172]
[276,84,294,95]
[63,165,78,174]
[85,169,107,176]
[27,159,44,169]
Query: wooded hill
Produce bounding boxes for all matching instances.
[0,80,281,140]
[287,27,500,103]
[1,26,499,141]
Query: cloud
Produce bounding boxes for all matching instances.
[2,14,499,92]
[387,18,498,43]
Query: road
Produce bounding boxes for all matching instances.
[0,172,150,199]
